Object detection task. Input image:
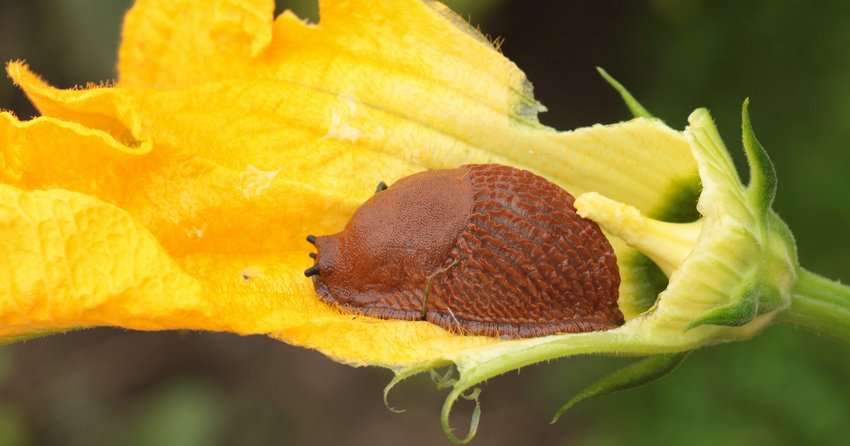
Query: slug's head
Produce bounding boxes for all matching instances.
[305,168,473,316]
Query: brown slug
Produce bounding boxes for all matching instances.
[304,164,623,338]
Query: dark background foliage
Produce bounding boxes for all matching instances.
[1,1,849,445]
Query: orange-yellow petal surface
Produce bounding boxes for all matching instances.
[0,111,494,365]
[1,0,699,368]
[0,183,201,334]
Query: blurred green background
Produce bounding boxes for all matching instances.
[1,1,849,445]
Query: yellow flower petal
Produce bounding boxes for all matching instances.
[0,111,494,365]
[23,0,700,217]
[119,0,273,87]
[0,183,200,335]
[2,0,701,369]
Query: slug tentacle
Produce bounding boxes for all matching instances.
[304,265,320,277]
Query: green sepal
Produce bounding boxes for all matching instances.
[685,280,761,330]
[441,386,482,445]
[385,363,482,444]
[597,67,655,119]
[741,99,777,212]
[755,278,787,316]
[383,363,441,414]
[550,352,690,424]
[685,277,786,331]
[680,107,794,333]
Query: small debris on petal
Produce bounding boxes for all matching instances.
[240,266,264,281]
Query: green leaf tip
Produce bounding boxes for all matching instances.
[441,386,482,445]
[684,276,787,331]
[684,290,758,331]
[383,365,436,414]
[596,67,655,119]
[551,353,689,424]
[741,98,777,211]
[383,372,410,414]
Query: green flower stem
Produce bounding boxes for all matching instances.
[777,268,850,343]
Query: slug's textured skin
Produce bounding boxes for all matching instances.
[306,164,623,338]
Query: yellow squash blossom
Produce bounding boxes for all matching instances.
[0,0,698,359]
[1,0,846,443]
